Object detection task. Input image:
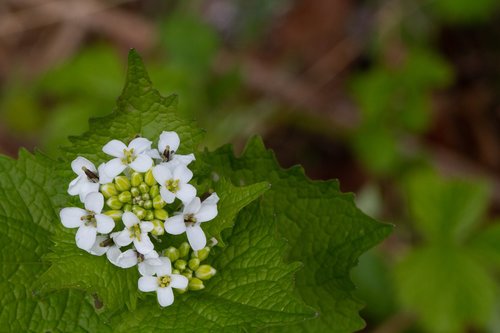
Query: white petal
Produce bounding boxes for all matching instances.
[173,153,195,165]
[84,192,104,213]
[68,176,83,196]
[71,156,96,176]
[203,192,220,206]
[138,258,162,276]
[122,212,139,228]
[183,197,201,215]
[145,250,159,259]
[164,215,186,235]
[160,187,176,204]
[173,165,193,183]
[186,225,206,251]
[104,158,127,179]
[117,249,138,268]
[95,214,115,234]
[98,163,113,184]
[114,229,133,247]
[176,184,197,205]
[79,182,100,203]
[106,245,121,265]
[196,204,218,223]
[103,139,126,158]
[128,137,152,154]
[140,221,154,233]
[76,225,97,251]
[88,235,109,256]
[134,234,154,254]
[170,274,188,289]
[157,287,174,307]
[129,154,153,173]
[146,148,162,160]
[158,131,180,153]
[155,258,172,276]
[60,207,86,228]
[138,276,158,292]
[152,165,172,186]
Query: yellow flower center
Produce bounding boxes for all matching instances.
[157,275,171,288]
[130,223,142,241]
[165,179,180,193]
[121,148,136,164]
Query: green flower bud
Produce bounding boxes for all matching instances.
[106,196,123,210]
[150,185,160,198]
[114,176,131,192]
[154,209,168,220]
[153,195,166,209]
[142,193,150,200]
[192,247,210,261]
[132,206,146,219]
[104,210,123,221]
[131,172,143,187]
[144,168,156,186]
[176,287,188,294]
[123,204,132,212]
[179,242,190,258]
[188,278,205,291]
[174,259,187,271]
[143,200,153,210]
[182,270,193,279]
[144,210,154,221]
[139,182,149,194]
[151,219,165,236]
[130,187,140,197]
[172,269,180,275]
[164,247,180,262]
[188,258,200,271]
[195,265,217,280]
[118,191,132,203]
[100,183,118,198]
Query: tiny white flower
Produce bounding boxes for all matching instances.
[153,164,196,204]
[138,257,188,307]
[68,157,113,202]
[60,192,115,251]
[164,193,219,251]
[88,234,111,256]
[138,250,163,276]
[114,212,155,255]
[147,131,195,168]
[102,138,153,178]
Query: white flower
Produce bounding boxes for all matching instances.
[138,257,188,307]
[164,193,219,251]
[138,250,163,276]
[153,164,196,204]
[60,192,115,251]
[147,131,195,168]
[102,138,153,178]
[68,157,113,202]
[114,212,155,254]
[88,235,112,256]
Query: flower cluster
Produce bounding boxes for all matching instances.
[60,131,218,307]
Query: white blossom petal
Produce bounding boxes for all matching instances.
[164,215,186,235]
[116,249,138,268]
[134,234,154,254]
[114,229,133,247]
[196,204,218,223]
[160,187,176,204]
[170,274,188,289]
[173,153,195,165]
[88,235,109,256]
[173,165,193,183]
[186,225,206,251]
[104,158,127,179]
[98,163,113,184]
[71,157,96,176]
[176,184,197,204]
[153,165,172,186]
[138,258,163,276]
[76,225,97,251]
[95,214,115,234]
[84,192,104,213]
[103,140,127,158]
[155,258,172,277]
[78,182,100,203]
[122,212,139,228]
[129,155,153,173]
[203,192,220,206]
[183,197,201,215]
[106,245,121,266]
[140,221,154,233]
[60,207,86,228]
[146,149,162,160]
[128,137,152,154]
[157,287,174,307]
[68,176,83,195]
[138,276,158,292]
[158,131,180,153]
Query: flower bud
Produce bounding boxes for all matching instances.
[192,247,210,261]
[188,278,205,291]
[131,172,143,187]
[176,287,188,294]
[123,204,132,212]
[143,200,153,210]
[172,269,180,275]
[106,196,123,210]
[153,195,166,209]
[174,259,187,271]
[139,182,149,194]
[151,219,165,236]
[179,242,190,258]
[188,258,200,271]
[164,247,180,262]
[114,176,131,192]
[182,270,193,279]
[142,193,150,200]
[154,209,168,220]
[150,185,160,198]
[144,210,154,221]
[130,187,140,197]
[100,183,118,198]
[118,191,132,203]
[144,169,156,186]
[104,210,123,221]
[195,265,217,280]
[132,206,146,219]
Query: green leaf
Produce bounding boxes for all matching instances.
[0,151,108,332]
[110,203,316,332]
[195,137,392,332]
